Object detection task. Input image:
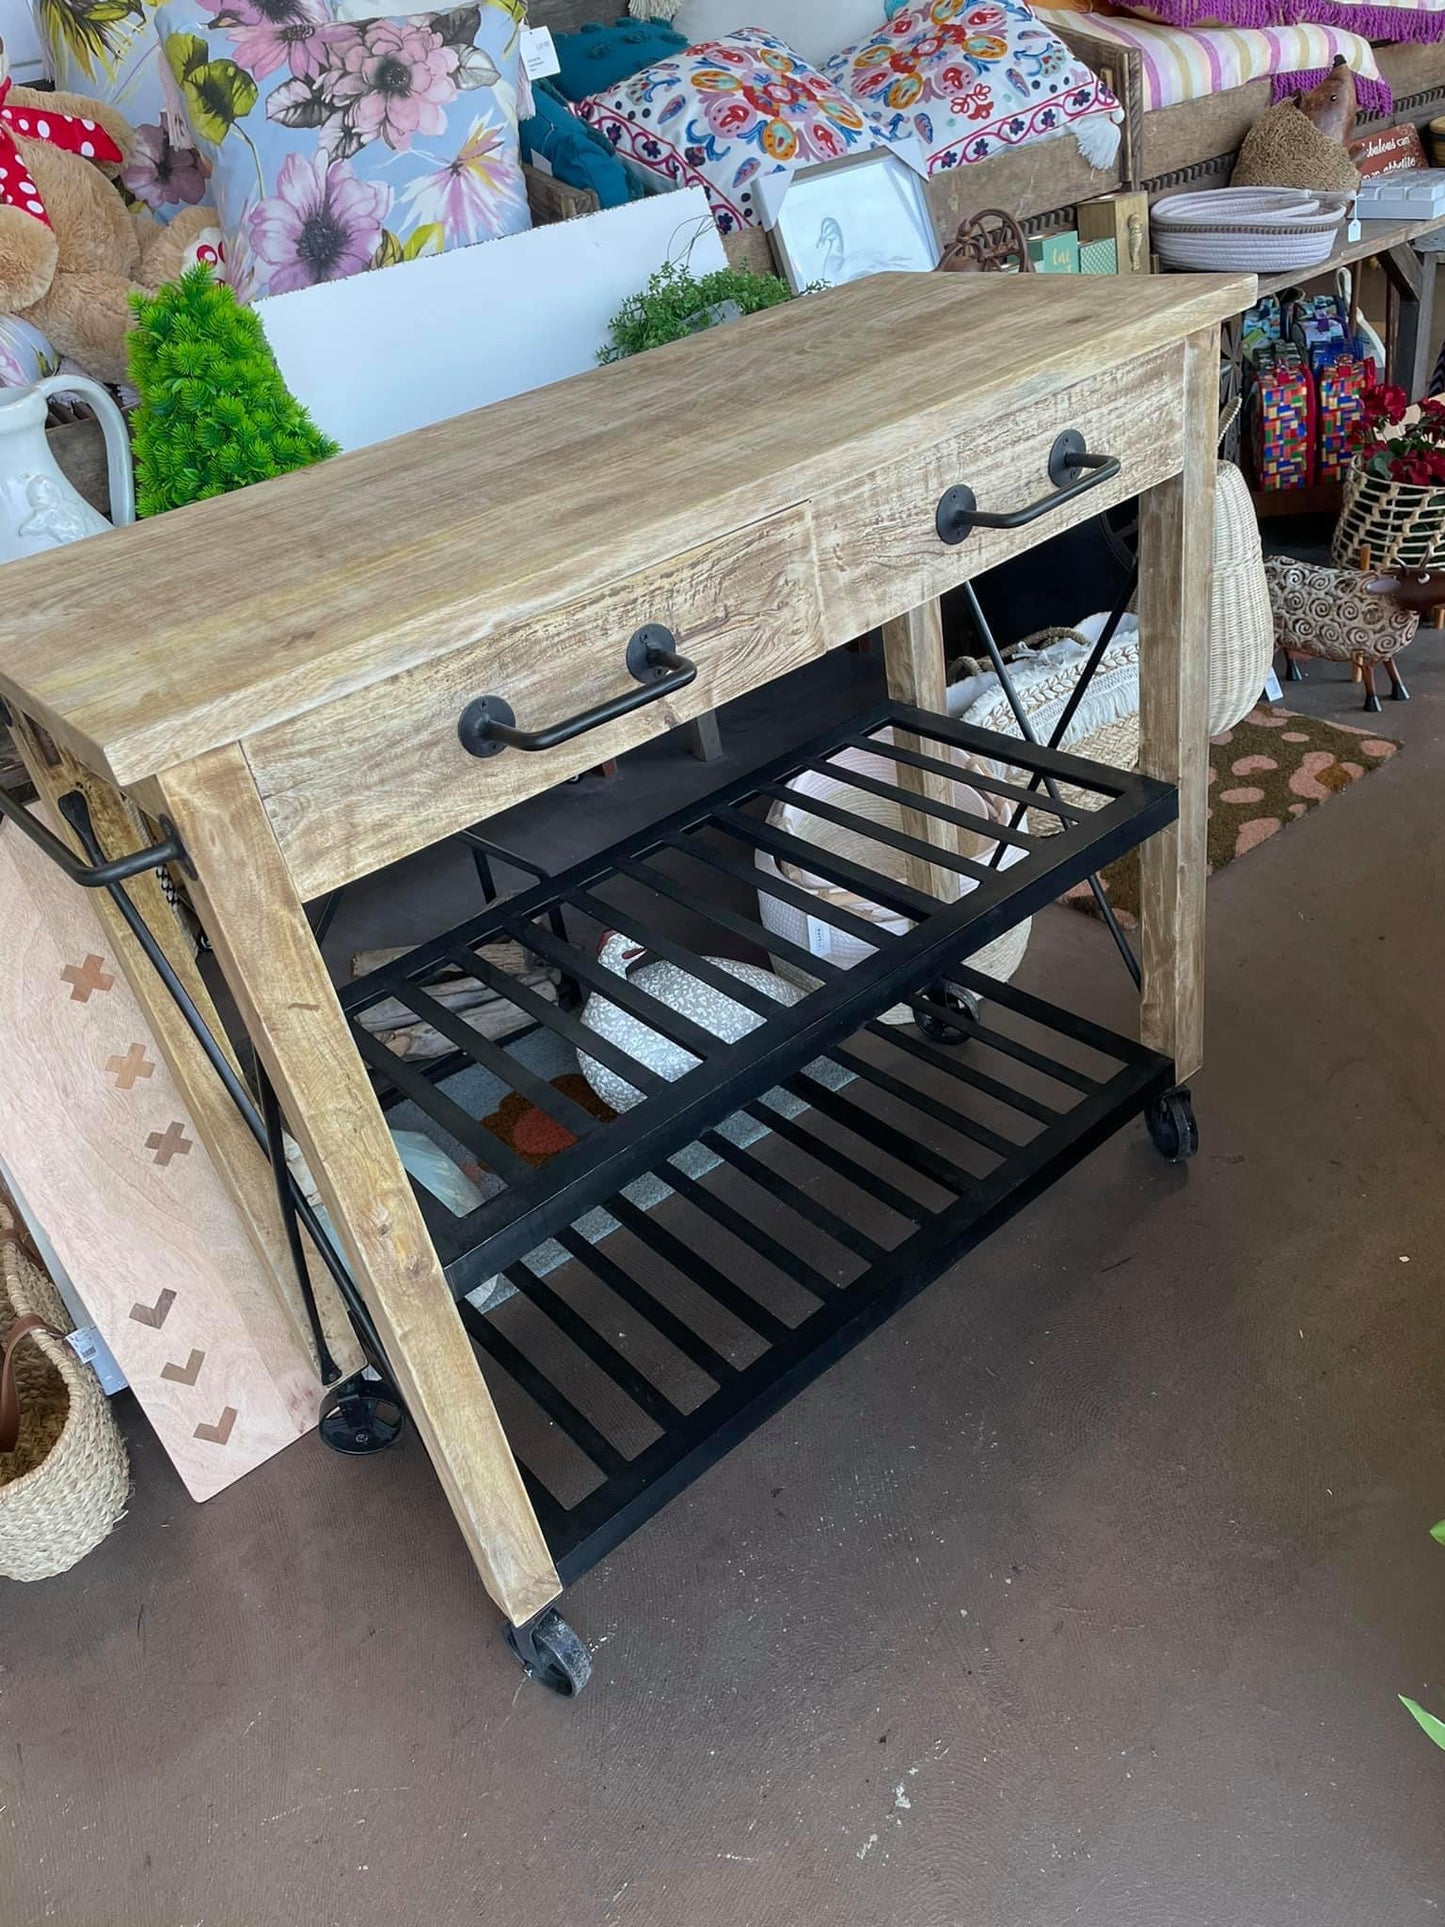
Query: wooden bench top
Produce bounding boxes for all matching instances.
[0,269,1250,787]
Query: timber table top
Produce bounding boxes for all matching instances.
[0,269,1250,788]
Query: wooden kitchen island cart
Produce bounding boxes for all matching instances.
[0,269,1251,1693]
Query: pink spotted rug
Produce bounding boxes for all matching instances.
[1064,705,1400,926]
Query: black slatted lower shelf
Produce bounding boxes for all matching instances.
[446,966,1173,1584]
[341,699,1176,1293]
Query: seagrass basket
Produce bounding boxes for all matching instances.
[0,1193,127,1581]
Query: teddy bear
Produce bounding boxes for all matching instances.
[0,71,218,387]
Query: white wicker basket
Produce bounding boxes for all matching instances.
[1210,458,1274,735]
[755,742,1030,1022]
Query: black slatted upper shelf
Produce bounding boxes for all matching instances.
[340,700,1176,1290]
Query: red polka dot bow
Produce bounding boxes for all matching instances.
[0,78,123,231]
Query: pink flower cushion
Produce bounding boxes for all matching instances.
[154,0,533,302]
[825,0,1121,176]
[576,28,903,233]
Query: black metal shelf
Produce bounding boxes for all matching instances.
[447,964,1174,1585]
[340,700,1177,1296]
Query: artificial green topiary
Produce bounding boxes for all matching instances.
[127,265,339,517]
[598,257,799,364]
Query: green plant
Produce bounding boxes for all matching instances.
[127,266,339,517]
[598,256,798,364]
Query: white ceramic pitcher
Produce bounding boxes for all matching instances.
[0,375,135,564]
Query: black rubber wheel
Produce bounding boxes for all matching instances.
[318,1380,407,1455]
[1146,1088,1199,1164]
[915,985,980,1046]
[506,1608,592,1697]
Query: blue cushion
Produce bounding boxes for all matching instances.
[552,19,688,103]
[520,79,641,209]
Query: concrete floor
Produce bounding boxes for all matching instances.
[5,636,1445,1927]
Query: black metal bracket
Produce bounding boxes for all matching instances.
[936,431,1120,546]
[458,625,697,759]
[0,781,192,886]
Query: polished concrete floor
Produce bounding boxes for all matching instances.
[4,638,1445,1927]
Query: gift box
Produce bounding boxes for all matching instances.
[1316,354,1366,484]
[1252,346,1315,490]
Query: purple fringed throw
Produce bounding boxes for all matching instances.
[1127,0,1445,42]
[1271,65,1394,116]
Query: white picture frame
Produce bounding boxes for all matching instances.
[766,149,941,294]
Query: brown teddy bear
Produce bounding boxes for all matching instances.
[0,73,217,386]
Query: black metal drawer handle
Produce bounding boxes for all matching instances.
[457,625,697,759]
[935,430,1120,547]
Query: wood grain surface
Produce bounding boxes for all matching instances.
[0,272,1251,789]
[140,748,560,1622]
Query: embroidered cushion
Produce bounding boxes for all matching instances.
[153,0,532,302]
[553,19,689,101]
[824,0,1121,176]
[520,77,642,207]
[576,28,901,233]
[35,0,211,220]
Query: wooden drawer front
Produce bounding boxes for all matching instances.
[817,343,1185,637]
[247,504,824,899]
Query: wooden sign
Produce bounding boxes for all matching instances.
[0,818,332,1499]
[1349,122,1428,178]
[1077,190,1151,274]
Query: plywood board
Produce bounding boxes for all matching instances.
[0,817,329,1499]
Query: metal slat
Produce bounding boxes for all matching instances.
[680,834,892,953]
[503,1259,685,1431]
[714,809,936,923]
[829,1046,1022,1161]
[502,916,724,1063]
[862,1021,1061,1128]
[566,888,783,1020]
[607,1195,795,1345]
[605,857,850,990]
[781,1070,978,1197]
[659,1160,834,1304]
[457,1299,630,1480]
[817,757,1042,853]
[350,1022,535,1186]
[555,1227,740,1387]
[456,948,668,1100]
[704,1123,895,1257]
[402,982,602,1141]
[741,1097,932,1228]
[755,782,996,883]
[850,733,1084,825]
[908,993,1096,1095]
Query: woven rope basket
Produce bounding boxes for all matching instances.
[1332,460,1445,572]
[0,1194,127,1582]
[1210,457,1275,736]
[961,635,1140,834]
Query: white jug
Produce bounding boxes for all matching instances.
[0,375,135,564]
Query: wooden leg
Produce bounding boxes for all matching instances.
[1136,328,1216,1084]
[139,746,560,1626]
[683,710,723,762]
[1383,243,1436,403]
[1385,655,1411,701]
[1360,660,1381,713]
[880,599,969,902]
[9,712,360,1385]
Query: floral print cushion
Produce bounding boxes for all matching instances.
[825,0,1121,176]
[575,29,903,235]
[153,0,532,302]
[36,0,211,220]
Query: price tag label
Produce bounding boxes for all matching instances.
[520,25,560,78]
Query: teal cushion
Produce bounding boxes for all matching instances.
[520,79,640,209]
[552,19,687,102]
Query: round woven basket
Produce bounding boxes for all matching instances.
[755,742,1030,1022]
[1332,460,1445,572]
[0,1194,127,1582]
[961,634,1140,833]
[1210,457,1274,734]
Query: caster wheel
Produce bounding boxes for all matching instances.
[915,984,980,1046]
[506,1607,592,1697]
[1146,1088,1198,1164]
[318,1379,406,1455]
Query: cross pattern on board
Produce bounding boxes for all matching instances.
[106,1042,155,1090]
[60,954,114,1002]
[146,1121,193,1167]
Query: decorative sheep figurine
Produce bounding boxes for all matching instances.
[578,931,804,1114]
